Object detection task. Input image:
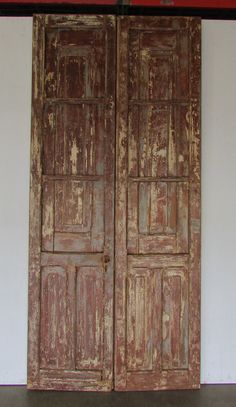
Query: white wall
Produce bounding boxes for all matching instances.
[201,20,236,383]
[0,17,236,385]
[0,18,32,384]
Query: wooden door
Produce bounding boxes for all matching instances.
[115,16,201,390]
[28,15,200,392]
[28,15,116,391]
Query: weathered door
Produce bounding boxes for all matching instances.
[28,15,200,392]
[115,16,201,390]
[28,15,116,391]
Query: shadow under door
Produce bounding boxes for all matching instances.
[28,14,201,391]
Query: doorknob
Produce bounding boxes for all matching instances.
[104,254,110,263]
[103,254,110,272]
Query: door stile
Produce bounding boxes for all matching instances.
[115,16,130,391]
[102,15,117,387]
[188,18,201,387]
[28,15,45,387]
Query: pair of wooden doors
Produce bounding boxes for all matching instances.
[28,14,201,391]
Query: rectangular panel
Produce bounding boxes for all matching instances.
[169,104,190,177]
[42,181,54,251]
[177,105,190,177]
[41,252,103,267]
[127,181,139,253]
[126,256,189,380]
[128,104,190,179]
[54,179,104,252]
[49,104,104,177]
[42,179,104,253]
[138,106,169,177]
[76,266,104,369]
[55,181,92,233]
[126,268,161,372]
[162,268,189,370]
[45,28,106,99]
[42,105,55,175]
[176,182,189,253]
[128,105,139,176]
[149,182,168,233]
[128,27,189,101]
[128,254,189,269]
[39,255,109,387]
[140,31,177,50]
[140,52,173,100]
[127,181,189,254]
[40,266,74,370]
[139,234,177,254]
[138,182,149,233]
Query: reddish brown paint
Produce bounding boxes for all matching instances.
[28,15,200,392]
[115,16,201,391]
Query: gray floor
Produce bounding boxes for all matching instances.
[0,385,236,407]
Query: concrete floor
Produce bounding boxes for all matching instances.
[0,385,236,407]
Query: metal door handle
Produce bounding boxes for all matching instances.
[103,254,110,272]
[104,254,110,263]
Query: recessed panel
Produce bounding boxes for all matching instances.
[140,31,177,51]
[126,268,161,372]
[162,268,189,370]
[40,266,74,370]
[128,28,189,101]
[139,106,169,177]
[128,105,190,178]
[127,181,189,254]
[76,266,104,370]
[55,104,104,176]
[43,104,105,176]
[45,28,106,99]
[55,180,92,233]
[128,105,169,177]
[140,52,173,100]
[42,179,104,253]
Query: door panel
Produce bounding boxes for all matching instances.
[128,180,189,254]
[115,16,200,390]
[28,15,115,391]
